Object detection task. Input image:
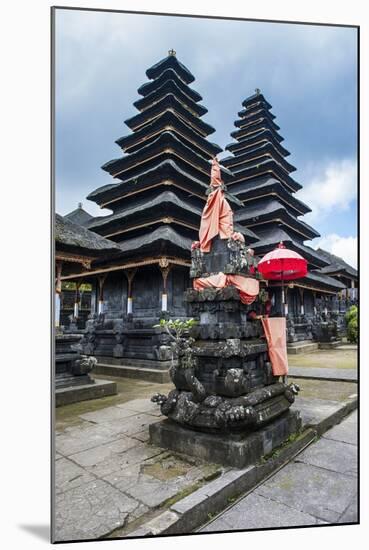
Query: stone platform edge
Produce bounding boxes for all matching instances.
[125,395,357,538]
[55,379,117,407]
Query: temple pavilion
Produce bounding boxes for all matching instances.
[221,90,353,335]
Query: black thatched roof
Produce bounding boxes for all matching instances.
[250,229,330,268]
[228,158,302,193]
[146,54,195,83]
[223,142,296,174]
[225,129,289,156]
[88,190,202,231]
[235,199,320,240]
[302,271,346,291]
[230,177,311,215]
[117,225,193,256]
[124,94,215,135]
[133,78,207,117]
[55,214,121,255]
[64,206,94,227]
[242,92,272,109]
[138,68,202,101]
[115,110,222,157]
[317,248,358,279]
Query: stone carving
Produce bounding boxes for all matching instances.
[73,355,97,376]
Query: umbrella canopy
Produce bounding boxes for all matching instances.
[257,242,307,281]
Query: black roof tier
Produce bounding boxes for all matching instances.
[124,94,215,136]
[138,68,202,101]
[230,177,311,215]
[227,158,302,193]
[88,190,201,234]
[233,109,277,129]
[299,271,346,292]
[102,131,232,184]
[121,225,194,259]
[146,53,195,84]
[222,142,296,174]
[317,248,358,279]
[249,228,329,269]
[231,116,280,137]
[64,205,94,227]
[230,119,283,142]
[55,214,121,256]
[225,129,289,157]
[234,198,320,241]
[89,159,242,212]
[116,111,222,158]
[89,159,208,206]
[134,79,207,117]
[242,92,272,109]
[237,101,275,118]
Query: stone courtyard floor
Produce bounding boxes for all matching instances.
[54,346,358,542]
[200,409,358,532]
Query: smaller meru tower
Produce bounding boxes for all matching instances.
[222,90,345,333]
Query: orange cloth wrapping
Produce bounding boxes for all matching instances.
[193,273,259,305]
[261,318,289,376]
[199,159,233,252]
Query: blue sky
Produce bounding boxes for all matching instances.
[55,9,358,266]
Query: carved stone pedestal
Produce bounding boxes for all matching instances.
[150,410,302,469]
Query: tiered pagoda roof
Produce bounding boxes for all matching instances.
[221,90,349,293]
[87,52,258,262]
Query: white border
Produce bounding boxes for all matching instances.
[1,1,367,549]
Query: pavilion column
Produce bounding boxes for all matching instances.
[55,261,62,328]
[313,291,317,315]
[97,274,107,314]
[73,280,82,319]
[124,268,137,314]
[282,286,288,316]
[159,258,172,312]
[298,287,305,315]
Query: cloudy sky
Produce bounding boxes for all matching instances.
[55,8,358,267]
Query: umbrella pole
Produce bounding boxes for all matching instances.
[281,262,288,385]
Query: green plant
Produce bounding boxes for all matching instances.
[153,318,198,340]
[347,316,358,343]
[345,305,358,343]
[345,305,357,324]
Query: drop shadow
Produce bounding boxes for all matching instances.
[18,524,50,542]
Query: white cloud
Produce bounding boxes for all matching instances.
[297,158,357,223]
[313,233,357,268]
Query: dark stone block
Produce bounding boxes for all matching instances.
[150,410,302,468]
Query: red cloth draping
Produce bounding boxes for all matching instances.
[261,317,288,376]
[199,158,233,252]
[193,273,259,305]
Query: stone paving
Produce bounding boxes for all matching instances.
[201,410,358,532]
[54,397,221,542]
[54,358,358,541]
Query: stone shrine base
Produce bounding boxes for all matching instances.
[55,378,117,407]
[150,410,302,469]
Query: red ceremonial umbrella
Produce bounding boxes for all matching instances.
[257,242,308,316]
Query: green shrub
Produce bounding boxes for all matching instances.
[346,305,358,343]
[345,305,357,324]
[347,317,358,343]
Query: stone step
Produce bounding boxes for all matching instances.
[55,378,117,407]
[287,341,319,355]
[318,340,342,350]
[94,362,170,384]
